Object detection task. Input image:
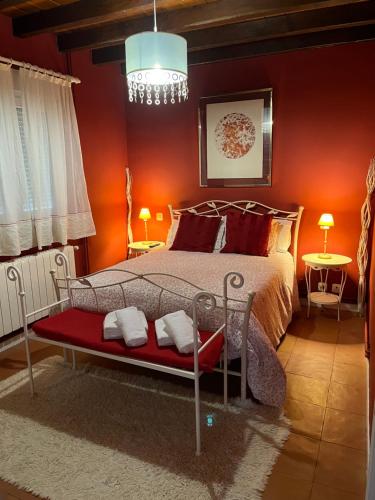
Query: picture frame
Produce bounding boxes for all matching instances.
[199,88,272,187]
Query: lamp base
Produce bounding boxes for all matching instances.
[318,253,332,259]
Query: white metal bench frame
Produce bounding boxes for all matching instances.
[7,252,254,455]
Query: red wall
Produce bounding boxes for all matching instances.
[0,14,128,274]
[126,41,375,300]
[69,51,128,272]
[0,14,66,71]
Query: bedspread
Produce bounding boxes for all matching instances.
[65,249,299,407]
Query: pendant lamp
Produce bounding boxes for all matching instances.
[125,0,188,105]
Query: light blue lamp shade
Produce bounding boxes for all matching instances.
[125,31,188,105]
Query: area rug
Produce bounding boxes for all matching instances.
[0,357,290,500]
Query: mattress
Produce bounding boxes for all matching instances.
[63,249,299,407]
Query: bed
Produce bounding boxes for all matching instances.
[57,200,304,407]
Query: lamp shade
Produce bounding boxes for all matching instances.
[139,208,151,221]
[318,213,334,228]
[125,31,188,105]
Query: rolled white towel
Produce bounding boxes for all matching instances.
[103,311,120,340]
[155,317,174,347]
[163,310,201,354]
[104,307,148,340]
[115,308,148,347]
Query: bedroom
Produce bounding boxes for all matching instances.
[0,0,374,499]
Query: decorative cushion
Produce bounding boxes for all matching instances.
[32,308,224,373]
[167,215,226,252]
[220,210,272,256]
[169,213,221,253]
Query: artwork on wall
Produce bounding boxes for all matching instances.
[199,88,272,187]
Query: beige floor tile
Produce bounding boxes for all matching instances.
[262,472,312,500]
[314,441,366,495]
[335,344,366,367]
[278,334,297,353]
[293,338,336,361]
[277,350,291,368]
[338,324,365,345]
[284,399,325,440]
[297,316,340,343]
[332,362,367,388]
[286,352,332,381]
[286,373,329,406]
[327,381,367,415]
[272,433,319,481]
[322,408,367,451]
[310,482,364,500]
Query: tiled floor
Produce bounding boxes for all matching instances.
[0,307,368,500]
[263,308,368,500]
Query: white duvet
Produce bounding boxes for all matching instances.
[65,249,299,407]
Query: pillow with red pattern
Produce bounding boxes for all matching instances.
[220,210,272,256]
[169,213,221,253]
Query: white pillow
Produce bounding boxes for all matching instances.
[166,215,226,251]
[166,218,179,247]
[269,219,293,253]
[213,215,226,252]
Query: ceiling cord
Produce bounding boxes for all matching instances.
[153,0,157,32]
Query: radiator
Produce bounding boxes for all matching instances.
[0,246,76,339]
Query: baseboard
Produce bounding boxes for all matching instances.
[0,333,24,353]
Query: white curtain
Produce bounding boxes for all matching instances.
[0,65,95,256]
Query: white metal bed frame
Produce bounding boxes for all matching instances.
[168,199,304,272]
[7,252,254,455]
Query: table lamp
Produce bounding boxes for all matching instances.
[139,208,151,242]
[318,213,334,259]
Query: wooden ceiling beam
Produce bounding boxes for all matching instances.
[57,0,365,52]
[12,0,206,37]
[0,0,27,8]
[119,23,375,73]
[188,24,375,65]
[92,2,375,64]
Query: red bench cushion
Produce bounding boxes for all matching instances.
[32,308,224,372]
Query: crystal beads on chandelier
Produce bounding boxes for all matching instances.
[127,71,188,105]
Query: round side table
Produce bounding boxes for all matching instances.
[302,253,352,321]
[128,241,165,258]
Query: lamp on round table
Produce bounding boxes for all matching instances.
[318,213,334,259]
[139,208,151,242]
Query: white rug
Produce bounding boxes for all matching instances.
[0,357,290,500]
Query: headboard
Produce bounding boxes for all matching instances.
[168,200,304,271]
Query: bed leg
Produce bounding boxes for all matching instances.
[241,349,246,403]
[63,348,68,364]
[194,374,201,456]
[24,337,34,397]
[72,350,77,370]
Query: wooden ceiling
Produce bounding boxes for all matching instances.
[1,0,374,67]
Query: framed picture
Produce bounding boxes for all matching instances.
[199,88,272,187]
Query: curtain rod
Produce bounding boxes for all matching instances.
[0,55,81,84]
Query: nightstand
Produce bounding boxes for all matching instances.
[302,253,352,321]
[128,241,165,258]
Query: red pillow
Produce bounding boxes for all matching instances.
[170,214,221,253]
[220,210,272,256]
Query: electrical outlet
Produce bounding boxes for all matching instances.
[156,212,163,221]
[332,283,341,294]
[318,282,326,292]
